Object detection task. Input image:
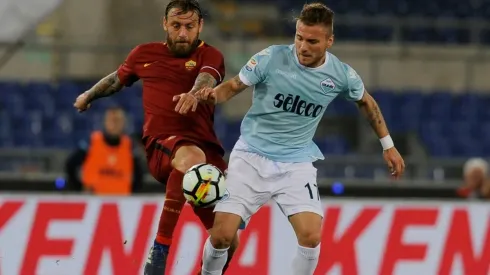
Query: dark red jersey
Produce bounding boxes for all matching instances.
[116,41,225,154]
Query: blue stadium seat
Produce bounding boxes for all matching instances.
[0,91,25,117]
[480,122,490,141]
[452,93,480,120]
[478,95,490,121]
[55,81,82,109]
[232,0,487,43]
[395,91,423,131]
[0,111,12,147]
[221,120,241,151]
[214,113,228,141]
[72,114,93,133]
[23,82,56,117]
[424,138,452,157]
[316,136,349,155]
[450,137,480,157]
[371,90,396,131]
[422,91,452,120]
[11,113,44,147]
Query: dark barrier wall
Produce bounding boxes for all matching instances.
[0,179,461,199]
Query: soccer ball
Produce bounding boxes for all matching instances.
[182,163,226,207]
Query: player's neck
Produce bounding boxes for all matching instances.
[309,55,326,68]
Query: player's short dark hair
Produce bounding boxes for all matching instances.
[297,2,334,32]
[165,0,203,20]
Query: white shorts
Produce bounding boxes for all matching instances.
[215,145,323,225]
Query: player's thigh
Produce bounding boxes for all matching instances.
[272,163,323,221]
[145,135,204,183]
[214,151,271,226]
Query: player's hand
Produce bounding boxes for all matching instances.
[383,147,405,179]
[194,88,217,104]
[173,93,198,114]
[73,93,91,112]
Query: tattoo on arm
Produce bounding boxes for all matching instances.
[189,72,217,94]
[356,93,389,137]
[214,75,250,104]
[359,101,383,126]
[84,71,124,102]
[230,75,249,93]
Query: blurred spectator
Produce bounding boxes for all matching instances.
[64,107,144,195]
[457,158,490,199]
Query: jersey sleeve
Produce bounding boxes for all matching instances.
[200,47,225,84]
[341,63,365,101]
[117,46,140,87]
[238,47,273,86]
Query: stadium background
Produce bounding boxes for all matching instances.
[0,0,489,274]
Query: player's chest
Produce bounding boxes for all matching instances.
[136,57,201,82]
[265,69,341,104]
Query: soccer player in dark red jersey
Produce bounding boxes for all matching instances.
[73,1,238,274]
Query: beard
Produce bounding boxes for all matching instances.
[166,35,200,57]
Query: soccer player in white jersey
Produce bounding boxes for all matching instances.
[176,3,405,274]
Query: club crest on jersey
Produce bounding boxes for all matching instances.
[320,78,336,93]
[185,60,196,70]
[246,58,257,70]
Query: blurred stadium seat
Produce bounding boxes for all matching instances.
[1,80,489,158]
[0,0,488,183]
[218,0,490,44]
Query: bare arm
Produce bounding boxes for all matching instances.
[214,75,250,104]
[355,91,390,138]
[83,71,124,103]
[189,72,217,94]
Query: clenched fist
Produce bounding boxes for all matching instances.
[73,93,91,112]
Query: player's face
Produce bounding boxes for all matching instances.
[104,109,125,137]
[294,20,334,68]
[164,8,203,57]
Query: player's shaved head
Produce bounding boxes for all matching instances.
[163,0,204,57]
[294,3,335,68]
[297,2,334,35]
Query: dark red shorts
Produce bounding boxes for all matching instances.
[144,135,227,229]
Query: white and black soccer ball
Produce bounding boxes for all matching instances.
[182,163,226,207]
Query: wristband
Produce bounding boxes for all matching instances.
[380,135,394,150]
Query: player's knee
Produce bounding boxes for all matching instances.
[210,228,235,249]
[297,230,322,248]
[229,233,239,253]
[171,145,206,173]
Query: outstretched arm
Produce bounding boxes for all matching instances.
[189,72,217,94]
[174,72,218,113]
[355,91,390,140]
[83,71,124,102]
[213,75,249,104]
[174,74,249,114]
[355,90,405,178]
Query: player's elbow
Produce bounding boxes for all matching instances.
[355,91,377,108]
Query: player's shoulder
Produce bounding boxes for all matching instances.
[324,52,343,68]
[129,42,165,55]
[327,52,355,73]
[255,44,289,57]
[326,52,354,79]
[196,41,224,55]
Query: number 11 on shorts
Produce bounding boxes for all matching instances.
[305,182,320,200]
